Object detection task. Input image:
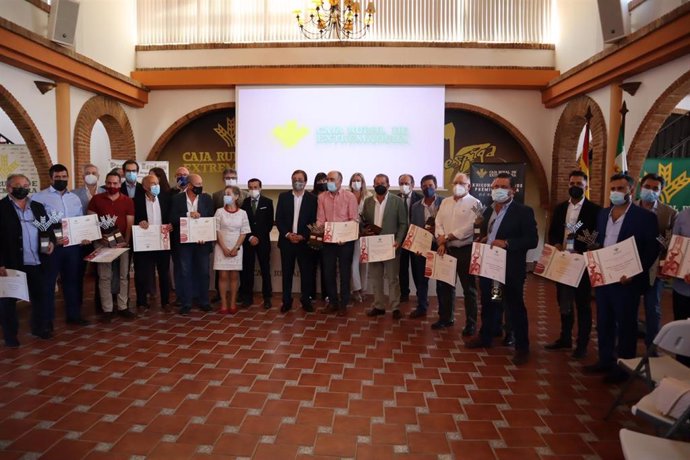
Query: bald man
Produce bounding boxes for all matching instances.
[171,166,190,195]
[169,173,215,315]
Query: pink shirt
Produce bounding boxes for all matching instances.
[317,188,359,225]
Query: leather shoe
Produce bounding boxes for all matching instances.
[32,331,52,340]
[367,308,386,317]
[461,325,475,337]
[545,339,572,350]
[179,306,191,316]
[392,309,402,320]
[100,312,113,323]
[431,320,454,330]
[512,350,530,365]
[400,294,409,302]
[280,304,292,313]
[263,299,272,310]
[5,338,20,348]
[465,337,490,349]
[302,302,314,313]
[582,362,614,374]
[502,334,515,347]
[409,309,426,319]
[200,304,212,312]
[572,348,587,359]
[66,318,90,326]
[117,309,136,319]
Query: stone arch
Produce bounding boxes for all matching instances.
[628,69,690,179]
[551,96,607,206]
[73,95,135,186]
[446,102,550,209]
[146,102,235,161]
[0,84,52,187]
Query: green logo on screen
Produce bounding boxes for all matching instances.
[273,120,309,148]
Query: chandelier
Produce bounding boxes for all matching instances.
[294,1,376,40]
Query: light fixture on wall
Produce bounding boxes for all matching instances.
[34,81,57,94]
[293,1,376,40]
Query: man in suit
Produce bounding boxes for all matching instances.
[212,168,247,210]
[133,174,172,312]
[362,173,409,319]
[398,173,423,302]
[170,166,190,196]
[73,163,104,214]
[584,173,659,383]
[169,173,215,315]
[466,172,538,365]
[435,172,482,333]
[276,170,318,313]
[635,173,677,349]
[0,174,55,346]
[408,174,444,320]
[545,170,601,359]
[121,159,145,199]
[240,178,274,309]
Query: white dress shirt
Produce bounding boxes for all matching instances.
[292,191,304,234]
[374,192,389,228]
[435,194,481,248]
[145,196,162,226]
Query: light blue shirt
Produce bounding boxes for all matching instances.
[125,182,137,198]
[603,203,631,248]
[33,186,84,218]
[672,208,690,296]
[10,197,40,266]
[487,199,512,245]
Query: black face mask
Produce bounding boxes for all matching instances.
[316,183,327,192]
[53,180,68,192]
[192,186,203,196]
[10,187,30,200]
[374,185,388,196]
[568,186,584,200]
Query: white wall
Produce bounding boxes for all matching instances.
[630,0,683,32]
[554,0,603,72]
[0,0,48,35]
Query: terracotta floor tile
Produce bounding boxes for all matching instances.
[499,427,546,447]
[371,423,407,444]
[177,422,223,445]
[109,431,162,455]
[458,421,501,440]
[332,415,372,435]
[213,433,259,457]
[7,428,65,453]
[41,439,98,460]
[145,414,191,434]
[261,399,300,417]
[407,431,451,454]
[281,386,316,401]
[80,421,131,443]
[115,405,163,425]
[253,443,299,460]
[362,384,395,400]
[543,433,595,456]
[313,433,358,457]
[384,406,418,424]
[276,423,318,445]
[494,447,542,460]
[229,391,267,409]
[501,409,545,428]
[238,414,283,435]
[348,399,384,417]
[329,378,362,393]
[356,443,396,460]
[296,407,334,426]
[147,441,197,460]
[313,391,349,408]
[450,440,497,460]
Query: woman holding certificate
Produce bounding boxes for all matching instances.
[214,186,251,314]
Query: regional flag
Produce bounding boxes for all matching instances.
[577,120,592,198]
[614,101,629,174]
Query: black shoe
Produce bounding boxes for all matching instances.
[280,304,292,313]
[603,369,629,384]
[66,318,90,326]
[263,299,272,310]
[462,325,476,337]
[367,308,386,317]
[5,338,20,348]
[100,312,113,323]
[301,301,314,313]
[512,350,530,365]
[32,330,52,340]
[545,339,572,350]
[200,304,212,312]
[117,309,136,319]
[392,309,402,320]
[179,306,191,316]
[465,337,491,348]
[582,362,614,374]
[502,334,515,347]
[431,320,454,330]
[400,294,409,302]
[572,348,587,359]
[409,309,426,319]
[494,330,503,338]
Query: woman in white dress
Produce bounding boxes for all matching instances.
[349,172,372,303]
[214,186,250,314]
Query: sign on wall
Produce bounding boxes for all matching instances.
[469,162,526,207]
[0,144,40,199]
[640,158,690,211]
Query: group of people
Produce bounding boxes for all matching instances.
[1,162,689,372]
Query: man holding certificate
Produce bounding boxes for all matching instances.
[33,164,91,327]
[544,171,601,359]
[133,174,172,312]
[466,173,538,366]
[670,208,690,366]
[317,170,359,316]
[361,174,408,319]
[585,173,659,383]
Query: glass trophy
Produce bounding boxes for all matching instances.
[471,202,486,240]
[565,221,582,253]
[31,215,53,254]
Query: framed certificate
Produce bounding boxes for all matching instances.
[424,251,458,286]
[83,247,129,263]
[180,217,217,243]
[468,242,507,284]
[0,269,30,302]
[323,221,359,244]
[584,237,642,287]
[401,224,433,254]
[133,225,171,252]
[660,235,690,279]
[534,244,587,288]
[360,234,395,263]
[61,214,102,247]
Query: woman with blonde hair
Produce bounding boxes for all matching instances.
[349,172,372,303]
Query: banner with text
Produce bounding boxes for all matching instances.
[469,162,526,207]
[0,144,40,199]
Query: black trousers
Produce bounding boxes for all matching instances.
[399,249,417,298]
[555,274,592,350]
[0,264,49,344]
[280,242,315,307]
[479,276,529,352]
[133,250,171,307]
[241,241,272,302]
[321,241,355,308]
[436,245,478,325]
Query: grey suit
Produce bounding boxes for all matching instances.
[73,186,105,214]
[361,193,409,312]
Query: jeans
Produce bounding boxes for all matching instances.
[177,243,211,308]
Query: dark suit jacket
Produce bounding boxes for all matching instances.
[120,182,145,200]
[241,195,275,245]
[547,199,601,254]
[169,192,215,249]
[397,191,423,218]
[595,203,660,290]
[481,200,538,283]
[275,191,318,249]
[134,192,171,226]
[410,196,444,228]
[0,197,53,269]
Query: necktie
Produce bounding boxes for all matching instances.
[252,200,257,213]
[404,196,408,208]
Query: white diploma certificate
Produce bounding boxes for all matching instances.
[359,234,396,263]
[323,221,359,244]
[533,244,587,288]
[83,247,129,263]
[180,217,217,243]
[584,236,643,287]
[0,269,30,302]
[467,242,507,284]
[661,234,690,279]
[61,214,102,247]
[424,251,458,286]
[401,224,433,254]
[133,225,171,252]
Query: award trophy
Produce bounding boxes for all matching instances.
[564,221,583,253]
[46,210,65,243]
[98,215,122,247]
[471,202,486,240]
[576,229,600,250]
[424,215,436,233]
[307,223,324,251]
[31,215,53,254]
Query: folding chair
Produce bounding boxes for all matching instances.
[605,319,690,419]
[619,428,690,460]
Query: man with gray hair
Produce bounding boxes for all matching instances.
[213,167,247,210]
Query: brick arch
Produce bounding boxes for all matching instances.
[446,103,550,209]
[628,69,690,179]
[0,84,52,188]
[146,102,235,160]
[551,96,607,206]
[73,95,135,186]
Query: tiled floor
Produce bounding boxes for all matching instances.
[0,274,669,459]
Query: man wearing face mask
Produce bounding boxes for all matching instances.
[240,178,275,309]
[434,173,482,332]
[169,174,214,315]
[545,171,601,359]
[276,170,318,313]
[584,173,659,383]
[212,168,247,210]
[73,164,104,214]
[120,160,144,199]
[634,173,676,351]
[170,166,190,195]
[0,174,55,346]
[466,172,538,366]
[33,164,90,327]
[397,174,423,303]
[133,174,172,312]
[362,174,409,319]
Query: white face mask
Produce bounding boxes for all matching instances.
[400,184,411,195]
[249,189,260,199]
[453,184,467,197]
[84,174,98,186]
[351,181,362,191]
[225,178,237,187]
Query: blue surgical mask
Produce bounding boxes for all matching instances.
[125,171,137,183]
[150,184,160,197]
[491,188,510,203]
[327,182,337,192]
[423,187,435,198]
[223,195,234,206]
[640,188,659,203]
[610,191,628,206]
[177,176,188,187]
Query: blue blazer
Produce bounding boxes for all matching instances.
[410,196,443,228]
